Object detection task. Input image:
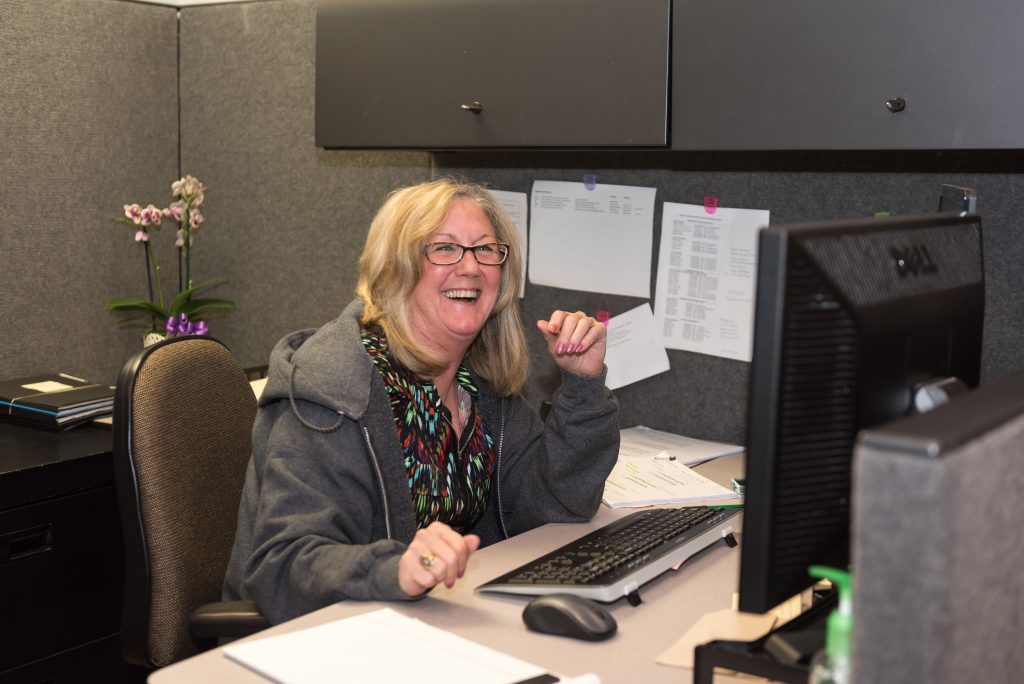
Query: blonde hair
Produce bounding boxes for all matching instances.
[356,178,528,396]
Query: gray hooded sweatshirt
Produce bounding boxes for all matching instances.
[223,299,620,623]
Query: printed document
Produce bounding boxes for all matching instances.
[619,425,743,466]
[654,202,768,361]
[603,304,671,390]
[224,608,598,684]
[529,180,656,297]
[489,189,529,297]
[601,457,739,508]
[602,426,743,508]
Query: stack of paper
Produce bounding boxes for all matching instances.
[601,426,743,508]
[0,373,113,431]
[618,425,743,465]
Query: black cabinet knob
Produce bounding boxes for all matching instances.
[460,101,483,114]
[885,97,906,113]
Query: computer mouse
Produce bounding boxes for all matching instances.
[522,593,617,641]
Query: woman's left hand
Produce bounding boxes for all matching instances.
[536,310,607,378]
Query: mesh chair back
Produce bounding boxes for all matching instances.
[113,336,257,667]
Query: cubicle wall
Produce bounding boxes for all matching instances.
[177,1,431,370]
[435,152,1024,441]
[0,0,180,386]
[0,0,431,388]
[3,0,1024,446]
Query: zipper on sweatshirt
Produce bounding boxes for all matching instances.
[362,426,393,540]
[495,398,509,539]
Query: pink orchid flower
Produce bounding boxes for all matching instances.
[163,200,185,222]
[172,175,206,204]
[124,203,143,224]
[140,204,163,226]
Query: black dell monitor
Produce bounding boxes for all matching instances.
[738,212,984,614]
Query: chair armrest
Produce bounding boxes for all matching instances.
[189,599,270,639]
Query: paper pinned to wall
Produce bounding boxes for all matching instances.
[528,180,656,297]
[603,304,670,390]
[489,189,529,298]
[654,202,768,362]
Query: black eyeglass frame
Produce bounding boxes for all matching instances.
[423,241,510,265]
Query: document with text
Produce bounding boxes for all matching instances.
[602,426,743,508]
[529,180,656,297]
[654,202,767,361]
[603,304,671,390]
[601,457,740,509]
[489,189,529,297]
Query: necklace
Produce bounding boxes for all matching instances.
[455,383,471,429]
[437,377,471,438]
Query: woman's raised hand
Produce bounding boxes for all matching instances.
[535,310,607,378]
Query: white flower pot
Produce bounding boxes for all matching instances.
[142,331,168,347]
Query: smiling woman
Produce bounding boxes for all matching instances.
[357,180,528,396]
[222,178,620,623]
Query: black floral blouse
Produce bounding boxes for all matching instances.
[361,328,495,533]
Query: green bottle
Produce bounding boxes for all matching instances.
[807,565,853,684]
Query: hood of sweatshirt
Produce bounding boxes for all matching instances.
[259,299,374,423]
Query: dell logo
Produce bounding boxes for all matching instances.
[891,245,938,278]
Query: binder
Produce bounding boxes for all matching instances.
[0,373,113,430]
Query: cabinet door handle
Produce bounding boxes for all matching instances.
[460,101,483,114]
[885,97,907,113]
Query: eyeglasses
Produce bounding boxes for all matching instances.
[424,242,509,266]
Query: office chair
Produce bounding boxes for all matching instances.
[113,335,269,668]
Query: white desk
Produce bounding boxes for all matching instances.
[151,455,752,684]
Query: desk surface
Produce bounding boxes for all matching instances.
[151,454,750,684]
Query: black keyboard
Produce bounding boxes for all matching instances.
[476,506,740,603]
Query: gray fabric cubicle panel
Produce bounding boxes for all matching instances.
[0,0,179,385]
[178,0,431,373]
[5,0,1022,421]
[851,375,1024,683]
[435,151,1024,443]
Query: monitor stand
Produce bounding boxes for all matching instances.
[692,590,836,684]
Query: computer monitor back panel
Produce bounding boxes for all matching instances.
[738,213,984,613]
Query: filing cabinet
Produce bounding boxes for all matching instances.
[0,423,144,683]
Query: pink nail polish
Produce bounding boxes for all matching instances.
[556,344,564,354]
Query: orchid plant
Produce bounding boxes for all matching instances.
[106,175,236,340]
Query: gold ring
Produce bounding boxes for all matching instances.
[419,553,435,568]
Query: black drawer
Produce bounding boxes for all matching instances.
[0,635,147,684]
[0,486,124,674]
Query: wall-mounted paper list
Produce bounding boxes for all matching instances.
[654,202,768,362]
[529,180,656,298]
[488,189,529,298]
